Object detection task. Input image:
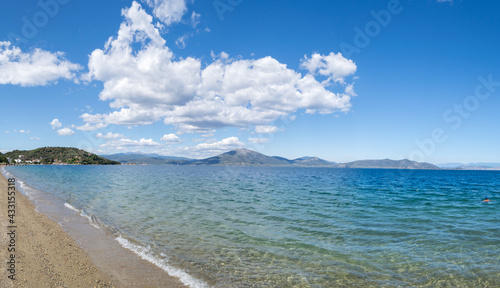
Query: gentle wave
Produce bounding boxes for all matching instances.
[0,167,9,178]
[2,167,38,201]
[64,202,80,212]
[64,202,100,229]
[115,236,209,288]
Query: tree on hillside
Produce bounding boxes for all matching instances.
[0,153,8,163]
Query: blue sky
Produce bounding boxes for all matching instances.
[1,0,500,164]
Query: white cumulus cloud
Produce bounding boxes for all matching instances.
[0,41,81,86]
[57,128,74,136]
[76,123,108,131]
[193,136,244,152]
[301,52,357,84]
[255,125,278,134]
[84,2,200,112]
[50,119,62,129]
[81,2,357,134]
[143,0,188,25]
[161,133,181,143]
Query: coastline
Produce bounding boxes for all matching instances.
[0,172,114,287]
[0,172,188,288]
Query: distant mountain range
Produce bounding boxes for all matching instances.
[4,147,496,170]
[191,149,335,166]
[438,162,500,170]
[100,152,191,165]
[101,149,440,169]
[337,159,438,169]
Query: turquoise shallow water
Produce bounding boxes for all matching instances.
[4,165,500,287]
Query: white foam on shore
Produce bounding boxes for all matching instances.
[1,168,38,200]
[115,236,210,288]
[64,202,79,212]
[64,202,100,229]
[0,167,7,177]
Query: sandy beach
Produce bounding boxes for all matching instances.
[0,172,188,288]
[0,172,115,287]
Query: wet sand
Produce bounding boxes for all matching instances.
[0,173,188,288]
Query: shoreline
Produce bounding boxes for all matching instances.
[0,172,114,287]
[0,172,188,287]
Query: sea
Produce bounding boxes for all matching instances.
[2,165,499,287]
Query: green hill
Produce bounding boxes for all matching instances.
[4,147,120,165]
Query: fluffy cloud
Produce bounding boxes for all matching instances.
[192,136,244,153]
[255,125,278,134]
[50,119,62,129]
[76,123,108,131]
[51,119,75,136]
[96,132,124,139]
[84,2,200,110]
[99,138,160,150]
[0,42,81,86]
[161,133,181,143]
[57,128,74,136]
[143,0,187,25]
[82,2,357,134]
[301,52,357,84]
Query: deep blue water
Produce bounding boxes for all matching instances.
[4,166,500,287]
